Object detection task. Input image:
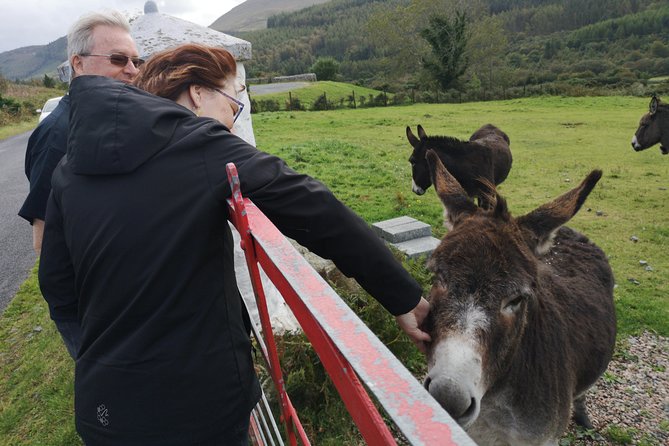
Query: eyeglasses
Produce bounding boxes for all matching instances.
[213,88,245,123]
[80,53,145,68]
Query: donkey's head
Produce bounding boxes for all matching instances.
[406,124,432,195]
[422,149,602,428]
[632,95,669,154]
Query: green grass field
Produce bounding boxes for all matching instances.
[250,80,392,110]
[251,96,668,338]
[1,95,667,444]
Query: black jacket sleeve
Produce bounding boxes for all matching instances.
[38,191,78,322]
[18,105,68,223]
[202,127,422,316]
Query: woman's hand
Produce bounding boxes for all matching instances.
[395,297,431,354]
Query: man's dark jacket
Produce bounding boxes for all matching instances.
[18,94,70,223]
[39,76,422,445]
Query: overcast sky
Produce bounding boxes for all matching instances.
[0,0,247,53]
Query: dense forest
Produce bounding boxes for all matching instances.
[236,0,669,101]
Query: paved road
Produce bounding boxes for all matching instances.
[0,131,36,314]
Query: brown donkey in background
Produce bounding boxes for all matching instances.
[406,124,512,209]
[632,95,669,155]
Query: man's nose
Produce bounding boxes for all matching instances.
[124,61,140,77]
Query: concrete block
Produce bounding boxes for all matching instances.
[372,216,433,243]
[391,236,441,260]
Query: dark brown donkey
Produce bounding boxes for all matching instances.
[422,150,616,446]
[632,95,669,154]
[406,124,512,208]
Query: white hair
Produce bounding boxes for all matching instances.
[67,10,131,59]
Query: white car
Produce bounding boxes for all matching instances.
[37,96,63,123]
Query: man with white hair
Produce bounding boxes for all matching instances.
[18,10,142,359]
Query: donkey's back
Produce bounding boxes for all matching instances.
[469,124,513,187]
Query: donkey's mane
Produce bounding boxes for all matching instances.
[424,135,472,152]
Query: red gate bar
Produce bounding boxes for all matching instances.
[226,163,476,446]
[227,165,309,446]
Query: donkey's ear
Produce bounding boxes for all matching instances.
[517,170,602,255]
[426,149,478,226]
[650,95,658,115]
[406,126,420,147]
[417,124,428,140]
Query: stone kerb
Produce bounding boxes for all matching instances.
[372,216,441,259]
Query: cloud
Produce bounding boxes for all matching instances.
[0,0,245,53]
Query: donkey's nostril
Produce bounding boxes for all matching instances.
[461,397,477,420]
[424,376,432,391]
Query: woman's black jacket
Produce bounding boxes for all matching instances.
[38,75,422,445]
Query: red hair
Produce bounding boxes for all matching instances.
[134,43,237,101]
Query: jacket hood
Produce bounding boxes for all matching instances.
[68,75,196,175]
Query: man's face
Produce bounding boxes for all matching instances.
[71,25,140,83]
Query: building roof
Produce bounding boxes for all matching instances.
[131,1,251,61]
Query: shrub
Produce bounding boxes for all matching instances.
[311,93,333,111]
[0,94,24,125]
[373,92,388,106]
[42,74,56,88]
[650,40,669,58]
[251,98,281,113]
[310,57,340,81]
[286,96,304,111]
[391,91,408,105]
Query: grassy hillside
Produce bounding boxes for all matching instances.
[0,37,67,80]
[239,0,669,97]
[210,0,331,32]
[1,96,667,444]
[250,80,392,110]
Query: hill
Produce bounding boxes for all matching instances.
[4,0,669,99]
[0,0,332,80]
[0,36,66,80]
[238,0,669,98]
[210,0,331,33]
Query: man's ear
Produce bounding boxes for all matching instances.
[70,55,84,76]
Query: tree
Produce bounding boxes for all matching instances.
[467,15,509,97]
[0,75,8,94]
[650,40,669,58]
[367,0,485,84]
[420,11,469,91]
[43,74,55,88]
[310,57,340,81]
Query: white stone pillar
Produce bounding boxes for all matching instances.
[233,62,255,146]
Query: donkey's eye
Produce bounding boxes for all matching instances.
[503,295,524,313]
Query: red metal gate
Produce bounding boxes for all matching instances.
[225,163,475,446]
